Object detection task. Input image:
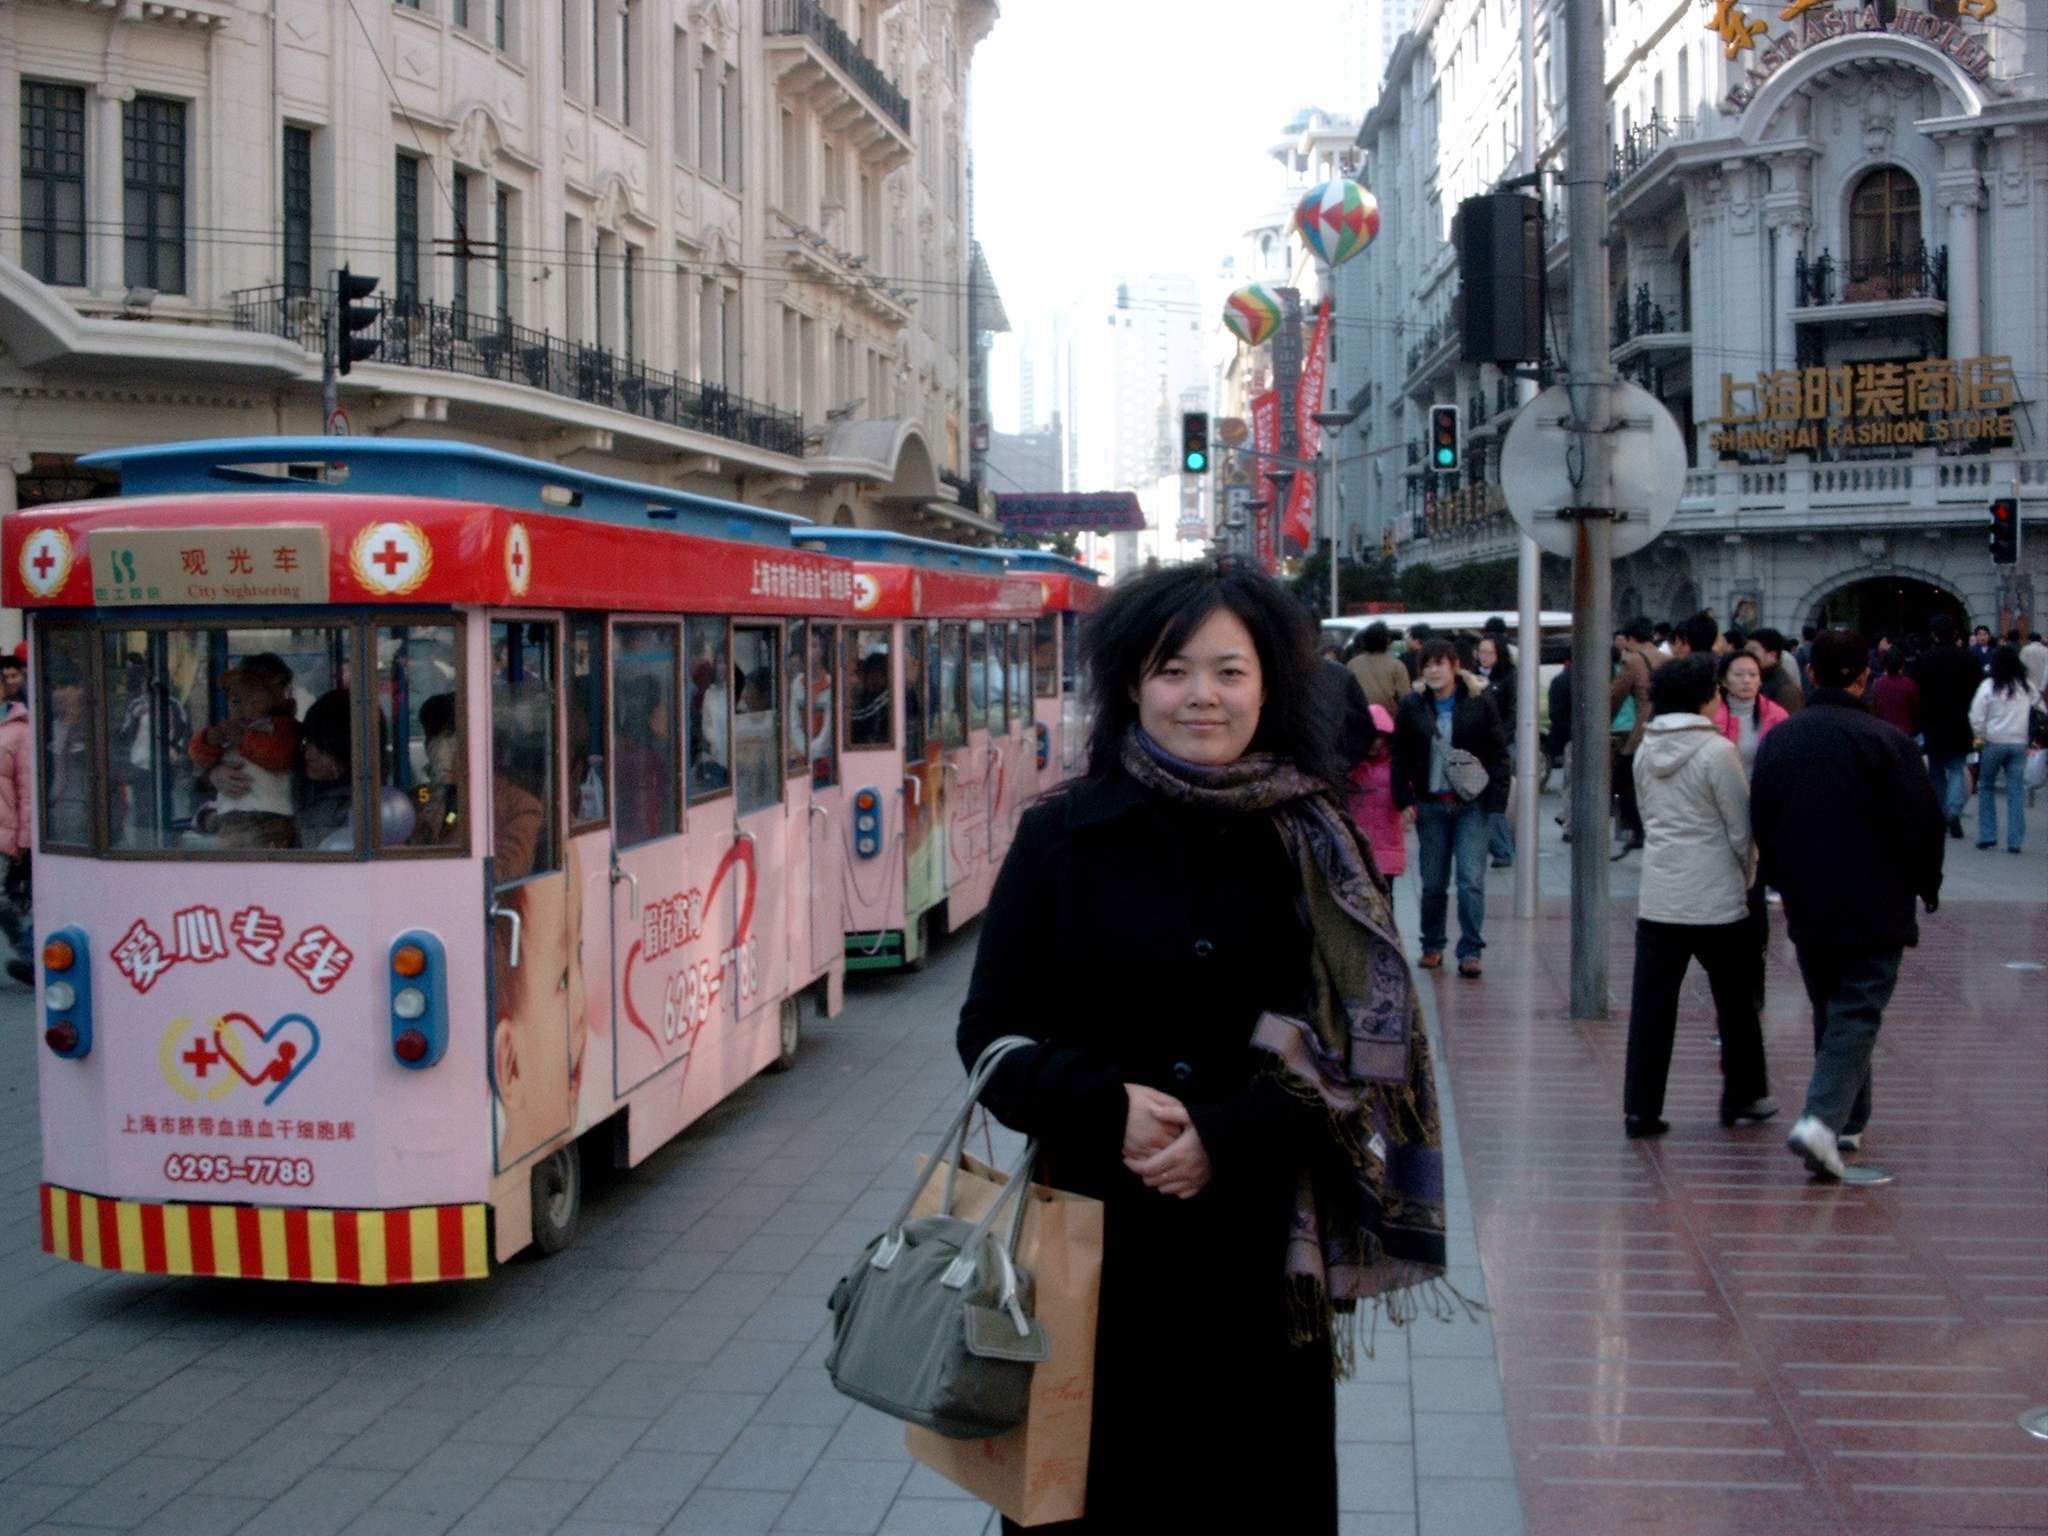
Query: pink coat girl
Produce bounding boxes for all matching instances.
[1347,703,1406,878]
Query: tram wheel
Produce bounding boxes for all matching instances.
[529,1141,582,1256]
[764,995,801,1074]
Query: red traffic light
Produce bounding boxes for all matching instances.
[1990,497,2018,565]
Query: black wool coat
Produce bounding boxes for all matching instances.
[1750,690,1946,953]
[959,773,1340,1534]
[1388,677,1511,814]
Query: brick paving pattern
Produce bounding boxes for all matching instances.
[1445,817,2048,1536]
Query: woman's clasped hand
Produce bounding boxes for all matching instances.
[1121,1082,1212,1198]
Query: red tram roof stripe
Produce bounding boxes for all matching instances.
[436,1205,464,1280]
[65,1188,83,1263]
[189,1199,217,1275]
[335,1209,361,1285]
[38,1185,52,1257]
[284,1208,312,1282]
[385,1209,413,1284]
[234,1206,262,1278]
[140,1203,168,1274]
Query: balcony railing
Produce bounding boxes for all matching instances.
[765,0,911,132]
[230,288,806,459]
[1794,245,1948,308]
[1612,283,1677,344]
[1611,116,1694,183]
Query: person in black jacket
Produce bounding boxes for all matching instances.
[957,561,1432,1534]
[1474,633,1518,868]
[1910,613,1986,839]
[1391,638,1509,976]
[1752,629,1945,1180]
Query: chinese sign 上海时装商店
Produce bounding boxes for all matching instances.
[1709,357,2017,455]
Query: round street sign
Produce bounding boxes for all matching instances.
[326,407,352,437]
[1499,380,1686,559]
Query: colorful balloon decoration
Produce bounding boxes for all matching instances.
[1223,283,1283,347]
[1294,179,1381,268]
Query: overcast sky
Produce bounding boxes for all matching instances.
[969,0,1349,327]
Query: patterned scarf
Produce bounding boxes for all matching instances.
[1121,727,1456,1370]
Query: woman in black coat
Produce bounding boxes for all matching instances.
[958,562,1446,1534]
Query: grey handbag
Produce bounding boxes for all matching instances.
[825,1036,1052,1439]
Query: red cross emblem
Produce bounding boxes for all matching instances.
[19,528,71,597]
[505,523,532,596]
[350,521,433,595]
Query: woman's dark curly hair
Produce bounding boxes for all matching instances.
[1080,558,1340,783]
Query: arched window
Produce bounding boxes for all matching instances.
[1848,167,1921,288]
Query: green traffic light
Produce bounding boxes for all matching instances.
[1184,452,1206,472]
[1435,449,1454,468]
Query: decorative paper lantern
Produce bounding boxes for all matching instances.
[1294,179,1381,268]
[1223,283,1283,346]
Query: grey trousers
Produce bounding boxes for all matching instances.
[1793,943,1904,1137]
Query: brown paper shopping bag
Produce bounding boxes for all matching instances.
[903,1152,1103,1526]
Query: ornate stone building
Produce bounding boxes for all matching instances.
[0,0,1000,593]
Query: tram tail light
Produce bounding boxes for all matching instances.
[853,787,883,859]
[388,931,447,1069]
[41,925,91,1060]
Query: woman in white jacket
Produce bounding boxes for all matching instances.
[1968,643,2041,853]
[1622,655,1776,1138]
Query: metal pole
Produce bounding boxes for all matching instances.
[1513,0,1542,921]
[1565,0,1614,1018]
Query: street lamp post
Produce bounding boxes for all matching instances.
[1315,408,1361,621]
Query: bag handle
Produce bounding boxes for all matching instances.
[938,1136,1040,1338]
[871,1034,1034,1269]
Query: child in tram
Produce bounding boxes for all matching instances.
[190,654,300,849]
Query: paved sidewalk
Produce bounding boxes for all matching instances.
[0,890,1515,1535]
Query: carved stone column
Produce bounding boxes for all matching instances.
[1936,137,1986,362]
[91,84,133,296]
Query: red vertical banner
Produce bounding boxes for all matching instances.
[1283,298,1330,552]
[1249,389,1281,573]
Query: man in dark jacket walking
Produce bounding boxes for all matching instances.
[1910,613,1985,839]
[1751,630,1945,1180]
[1391,639,1508,977]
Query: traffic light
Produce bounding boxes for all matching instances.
[1181,411,1210,474]
[336,266,381,375]
[1430,405,1461,472]
[1990,497,2018,565]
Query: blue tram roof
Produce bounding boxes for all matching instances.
[790,527,1010,575]
[75,437,804,548]
[996,550,1099,583]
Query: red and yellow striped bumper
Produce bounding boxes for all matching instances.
[40,1184,489,1284]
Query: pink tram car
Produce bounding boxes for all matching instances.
[8,436,1013,1285]
[789,531,1098,970]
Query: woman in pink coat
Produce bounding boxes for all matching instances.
[1712,651,1788,779]
[0,700,33,985]
[1346,703,1407,878]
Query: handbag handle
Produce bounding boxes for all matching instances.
[871,1034,1034,1270]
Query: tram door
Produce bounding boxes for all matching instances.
[731,624,787,1023]
[901,624,945,957]
[604,620,687,1099]
[785,622,844,976]
[488,618,577,1173]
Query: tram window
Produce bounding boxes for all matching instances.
[101,623,354,855]
[611,623,680,847]
[1061,612,1079,696]
[784,620,809,777]
[1009,623,1030,727]
[732,624,781,815]
[490,620,559,883]
[847,626,893,749]
[38,624,94,850]
[685,616,730,801]
[1033,617,1057,698]
[567,616,608,830]
[808,624,839,787]
[987,620,1006,735]
[939,622,966,749]
[967,621,989,733]
[380,624,464,854]
[924,622,943,749]
[903,627,927,758]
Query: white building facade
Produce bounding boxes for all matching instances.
[1342,0,2048,637]
[0,0,1000,559]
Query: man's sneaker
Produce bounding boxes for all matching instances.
[1836,1130,1863,1152]
[1722,1097,1779,1128]
[1787,1116,1845,1179]
[1418,951,1444,970]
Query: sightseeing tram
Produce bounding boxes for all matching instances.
[10,437,862,1280]
[788,530,1097,970]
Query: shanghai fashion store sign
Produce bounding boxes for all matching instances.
[995,494,1145,534]
[1710,356,2017,456]
[92,527,331,606]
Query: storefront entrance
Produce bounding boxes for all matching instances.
[1811,575,1967,642]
